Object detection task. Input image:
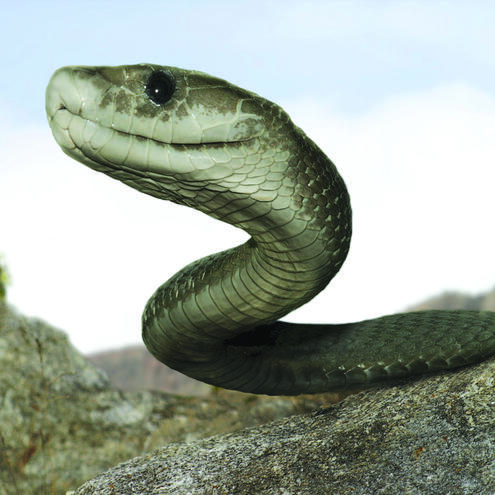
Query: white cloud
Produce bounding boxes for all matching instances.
[2,82,495,352]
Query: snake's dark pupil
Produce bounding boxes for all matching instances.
[145,70,175,105]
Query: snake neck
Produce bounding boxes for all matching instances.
[142,133,352,369]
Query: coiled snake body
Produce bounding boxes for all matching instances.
[46,64,495,395]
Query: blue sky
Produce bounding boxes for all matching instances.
[5,1,494,120]
[2,1,495,353]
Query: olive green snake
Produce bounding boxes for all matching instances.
[45,64,495,395]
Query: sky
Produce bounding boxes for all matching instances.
[2,1,495,354]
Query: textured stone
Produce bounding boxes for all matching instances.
[74,356,495,495]
[3,298,495,494]
[0,302,333,495]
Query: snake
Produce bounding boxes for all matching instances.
[45,64,495,395]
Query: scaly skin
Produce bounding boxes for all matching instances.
[46,64,495,395]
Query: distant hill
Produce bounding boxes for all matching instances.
[406,286,495,312]
[87,345,211,396]
[88,286,495,396]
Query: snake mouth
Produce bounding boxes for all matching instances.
[46,66,260,147]
[49,104,256,179]
[47,105,261,213]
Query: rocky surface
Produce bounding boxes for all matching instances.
[74,355,495,495]
[0,301,335,495]
[3,281,495,495]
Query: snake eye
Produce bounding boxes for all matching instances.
[145,70,176,105]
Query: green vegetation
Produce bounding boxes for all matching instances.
[0,255,9,301]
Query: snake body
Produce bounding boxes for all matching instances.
[46,64,495,395]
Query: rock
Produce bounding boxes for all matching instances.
[73,356,495,495]
[0,302,155,495]
[0,302,335,495]
[4,298,494,494]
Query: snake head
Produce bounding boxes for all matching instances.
[45,64,276,174]
[46,64,298,225]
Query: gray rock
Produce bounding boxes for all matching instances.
[74,356,495,495]
[0,302,158,495]
[0,302,333,495]
[3,297,494,494]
